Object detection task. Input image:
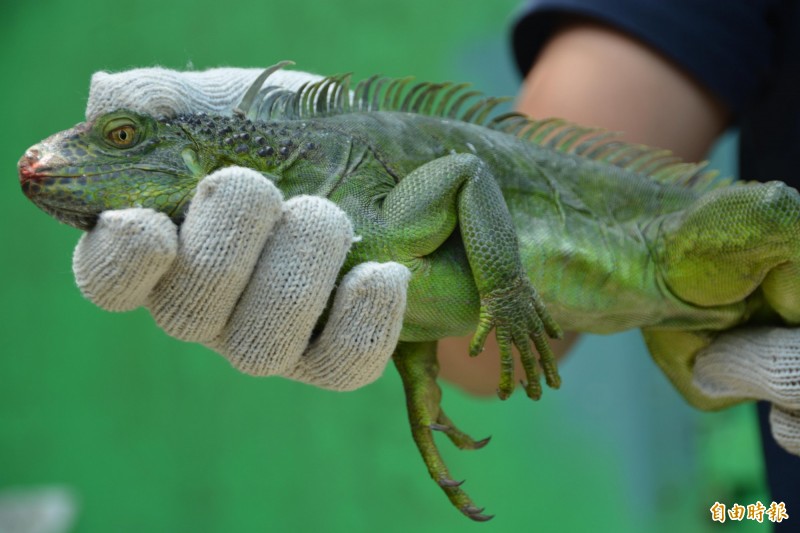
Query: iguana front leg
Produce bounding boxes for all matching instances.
[382,153,563,399]
[393,341,492,521]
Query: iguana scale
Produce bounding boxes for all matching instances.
[19,62,800,521]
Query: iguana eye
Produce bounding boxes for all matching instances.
[107,125,137,147]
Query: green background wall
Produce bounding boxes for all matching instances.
[0,1,767,531]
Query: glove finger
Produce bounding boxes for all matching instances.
[287,262,411,391]
[211,195,353,376]
[73,209,177,312]
[693,327,800,408]
[148,167,282,342]
[770,404,800,456]
[86,67,324,120]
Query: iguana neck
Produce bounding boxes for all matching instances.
[181,116,349,197]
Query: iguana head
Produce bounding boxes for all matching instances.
[19,110,212,230]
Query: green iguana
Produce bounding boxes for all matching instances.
[19,62,800,521]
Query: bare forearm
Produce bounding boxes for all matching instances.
[516,19,728,160]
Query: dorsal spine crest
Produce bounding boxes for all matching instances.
[239,61,728,193]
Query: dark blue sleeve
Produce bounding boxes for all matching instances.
[510,0,781,116]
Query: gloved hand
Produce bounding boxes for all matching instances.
[73,66,411,391]
[693,327,800,455]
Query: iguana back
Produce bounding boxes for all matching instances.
[270,103,732,336]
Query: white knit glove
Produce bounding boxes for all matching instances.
[86,65,321,120]
[693,327,800,455]
[74,66,411,391]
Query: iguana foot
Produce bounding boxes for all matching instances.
[393,341,494,522]
[468,278,562,400]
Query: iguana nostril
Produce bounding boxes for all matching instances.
[18,146,42,185]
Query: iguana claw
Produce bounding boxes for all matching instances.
[393,341,493,522]
[473,436,492,449]
[462,505,494,522]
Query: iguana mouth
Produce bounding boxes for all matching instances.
[21,179,98,230]
[35,202,98,230]
[19,151,98,230]
[18,147,57,187]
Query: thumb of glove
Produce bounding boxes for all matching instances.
[771,404,800,455]
[693,327,800,409]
